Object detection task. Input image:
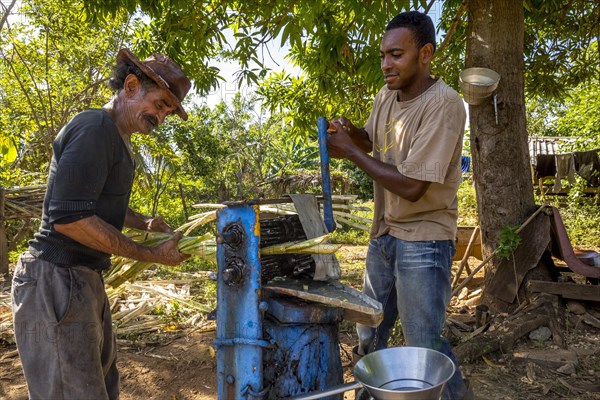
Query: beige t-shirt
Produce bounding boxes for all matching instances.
[364,78,466,241]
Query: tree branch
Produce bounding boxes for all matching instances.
[436,0,468,56]
[0,0,17,32]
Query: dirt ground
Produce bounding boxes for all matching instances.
[1,245,600,400]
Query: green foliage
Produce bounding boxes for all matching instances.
[340,161,373,201]
[0,0,133,178]
[330,227,369,246]
[528,75,600,147]
[437,0,599,99]
[457,179,478,226]
[0,135,17,166]
[80,0,427,128]
[496,225,522,259]
[526,96,563,137]
[523,2,599,100]
[561,199,600,249]
[540,194,600,249]
[554,77,600,146]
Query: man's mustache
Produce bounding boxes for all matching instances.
[143,114,158,128]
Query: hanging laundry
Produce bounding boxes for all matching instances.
[553,153,576,192]
[534,154,556,180]
[461,155,471,173]
[573,149,600,187]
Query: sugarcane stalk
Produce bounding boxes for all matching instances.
[175,211,217,235]
[332,210,372,224]
[114,301,150,324]
[258,206,297,215]
[191,203,226,209]
[333,215,370,231]
[117,319,164,335]
[289,243,342,254]
[260,235,339,255]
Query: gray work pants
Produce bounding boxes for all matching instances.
[11,251,119,400]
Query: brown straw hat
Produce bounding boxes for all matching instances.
[117,48,191,120]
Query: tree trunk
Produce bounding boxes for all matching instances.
[466,1,537,311]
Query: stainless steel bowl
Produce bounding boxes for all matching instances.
[289,346,456,400]
[355,347,456,400]
[459,67,500,105]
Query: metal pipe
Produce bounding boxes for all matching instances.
[288,381,362,400]
[317,116,336,232]
[493,94,498,125]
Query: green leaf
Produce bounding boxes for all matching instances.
[496,225,522,259]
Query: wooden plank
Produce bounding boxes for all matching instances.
[264,278,383,327]
[287,194,340,281]
[485,212,550,303]
[527,280,600,302]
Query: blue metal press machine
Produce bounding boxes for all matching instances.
[212,118,381,399]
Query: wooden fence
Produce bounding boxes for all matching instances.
[0,185,45,275]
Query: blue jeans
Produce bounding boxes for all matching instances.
[356,235,467,400]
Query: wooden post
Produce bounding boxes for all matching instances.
[0,187,8,276]
[452,226,480,287]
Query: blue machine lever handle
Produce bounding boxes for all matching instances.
[317,116,336,232]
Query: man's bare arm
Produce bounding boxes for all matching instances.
[54,215,187,266]
[327,119,430,202]
[346,150,430,202]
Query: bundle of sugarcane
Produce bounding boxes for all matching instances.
[105,231,214,288]
[104,199,357,289]
[256,199,372,231]
[107,281,214,337]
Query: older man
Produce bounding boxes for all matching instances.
[11,48,191,400]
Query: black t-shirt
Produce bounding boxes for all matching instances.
[28,109,135,270]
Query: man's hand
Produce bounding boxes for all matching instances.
[125,208,173,232]
[151,231,190,266]
[327,117,355,135]
[327,126,357,159]
[146,215,173,233]
[327,117,372,155]
[326,117,362,160]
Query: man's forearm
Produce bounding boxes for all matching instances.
[351,128,373,153]
[54,215,161,262]
[347,150,430,202]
